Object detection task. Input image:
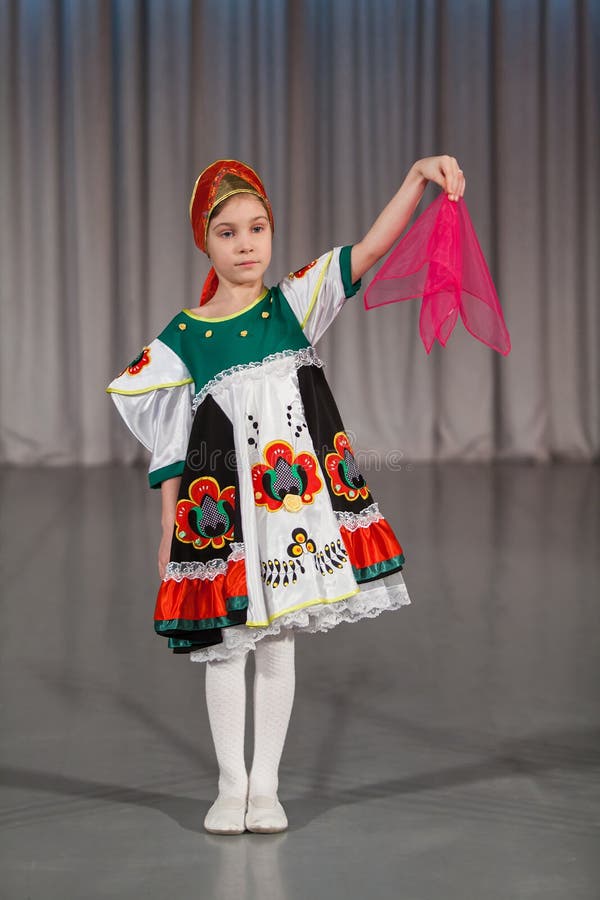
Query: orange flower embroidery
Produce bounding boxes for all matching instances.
[252,440,322,512]
[325,432,370,501]
[288,259,318,279]
[175,476,235,550]
[122,347,151,376]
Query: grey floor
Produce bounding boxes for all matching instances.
[1,462,599,899]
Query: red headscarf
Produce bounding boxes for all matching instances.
[189,159,274,306]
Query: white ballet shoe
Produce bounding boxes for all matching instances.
[203,794,248,835]
[245,795,288,833]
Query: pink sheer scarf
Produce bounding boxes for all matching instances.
[363,193,511,355]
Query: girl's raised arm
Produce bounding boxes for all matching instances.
[351,155,466,283]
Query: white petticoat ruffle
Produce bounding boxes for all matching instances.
[188,570,411,663]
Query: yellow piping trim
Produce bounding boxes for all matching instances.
[245,587,360,628]
[106,378,193,396]
[301,251,333,329]
[183,288,269,322]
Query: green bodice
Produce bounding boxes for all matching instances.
[157,286,310,393]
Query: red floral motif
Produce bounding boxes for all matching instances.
[288,259,318,279]
[175,476,235,550]
[325,431,370,501]
[252,439,323,512]
[121,347,151,376]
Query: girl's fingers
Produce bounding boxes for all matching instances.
[451,164,465,200]
[452,167,460,199]
[438,156,465,200]
[442,157,460,200]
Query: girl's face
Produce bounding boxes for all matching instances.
[206,193,272,287]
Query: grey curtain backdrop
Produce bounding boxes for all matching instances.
[1,0,599,467]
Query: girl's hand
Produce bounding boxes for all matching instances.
[351,156,466,281]
[413,155,466,201]
[158,528,172,580]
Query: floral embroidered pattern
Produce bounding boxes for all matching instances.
[325,431,370,501]
[122,347,151,376]
[175,476,235,550]
[288,259,318,279]
[261,528,348,588]
[252,440,322,512]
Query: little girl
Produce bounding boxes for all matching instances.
[107,156,465,835]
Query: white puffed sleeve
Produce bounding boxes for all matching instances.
[277,245,362,344]
[106,338,195,488]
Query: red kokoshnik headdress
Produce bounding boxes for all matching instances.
[189,159,274,306]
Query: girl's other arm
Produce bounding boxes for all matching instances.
[158,475,181,579]
[351,155,466,283]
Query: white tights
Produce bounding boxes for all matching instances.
[204,629,296,801]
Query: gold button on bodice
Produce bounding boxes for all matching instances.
[261,311,270,319]
[240,330,248,337]
[178,322,187,331]
[205,329,213,338]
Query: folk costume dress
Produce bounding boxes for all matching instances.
[107,247,411,662]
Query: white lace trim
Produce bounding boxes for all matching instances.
[164,543,245,583]
[188,573,411,663]
[192,347,324,411]
[334,502,383,531]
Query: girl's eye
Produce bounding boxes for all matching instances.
[252,225,264,233]
[219,230,234,238]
